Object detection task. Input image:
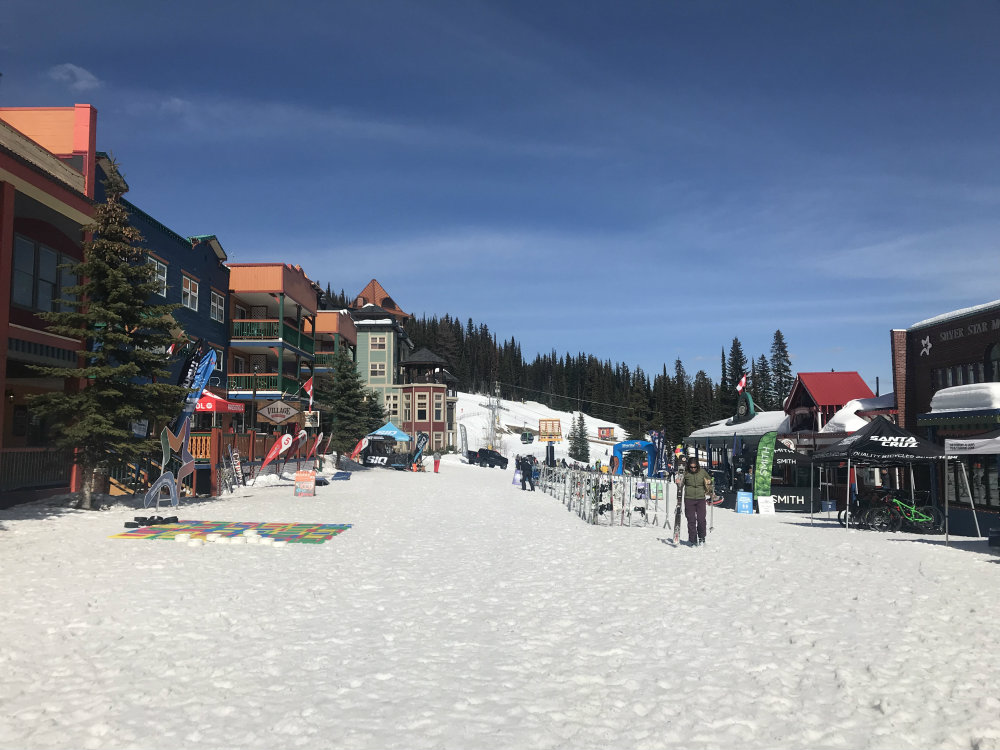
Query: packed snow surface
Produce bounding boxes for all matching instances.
[2,458,999,750]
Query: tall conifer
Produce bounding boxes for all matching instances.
[29,158,188,508]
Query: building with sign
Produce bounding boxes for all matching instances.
[0,105,96,454]
[891,299,1000,528]
[783,372,875,432]
[226,263,317,423]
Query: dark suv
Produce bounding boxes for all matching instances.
[474,449,508,469]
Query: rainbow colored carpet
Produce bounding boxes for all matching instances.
[110,521,352,544]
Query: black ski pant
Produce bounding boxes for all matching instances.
[684,497,707,542]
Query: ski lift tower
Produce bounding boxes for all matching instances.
[479,382,503,449]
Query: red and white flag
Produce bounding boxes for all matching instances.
[736,373,747,393]
[303,376,314,410]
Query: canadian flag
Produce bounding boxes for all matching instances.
[303,376,314,410]
[736,373,747,394]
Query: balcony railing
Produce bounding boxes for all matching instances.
[227,372,301,394]
[314,353,338,367]
[231,319,315,355]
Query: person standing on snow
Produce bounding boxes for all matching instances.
[433,451,441,473]
[676,456,712,546]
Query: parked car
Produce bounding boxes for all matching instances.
[470,448,508,469]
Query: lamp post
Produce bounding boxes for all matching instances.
[251,363,259,434]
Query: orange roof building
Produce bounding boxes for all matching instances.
[350,278,410,321]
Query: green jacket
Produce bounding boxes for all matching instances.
[678,467,712,500]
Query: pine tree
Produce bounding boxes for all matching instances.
[568,411,590,463]
[327,346,373,463]
[753,354,773,409]
[770,329,793,408]
[692,370,715,429]
[363,389,387,434]
[28,158,188,509]
[721,337,748,417]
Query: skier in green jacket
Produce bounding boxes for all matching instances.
[676,456,713,546]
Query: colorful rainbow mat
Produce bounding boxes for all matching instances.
[110,521,352,544]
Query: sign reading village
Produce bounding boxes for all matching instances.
[258,400,299,424]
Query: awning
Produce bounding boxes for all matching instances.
[370,421,411,441]
[195,391,245,413]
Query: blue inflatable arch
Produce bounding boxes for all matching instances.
[612,440,657,476]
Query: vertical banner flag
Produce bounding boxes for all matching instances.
[736,373,747,394]
[306,432,324,460]
[304,376,314,410]
[259,434,294,476]
[753,431,777,500]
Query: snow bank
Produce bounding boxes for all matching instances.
[929,383,1000,412]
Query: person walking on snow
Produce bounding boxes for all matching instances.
[433,451,441,473]
[676,456,712,546]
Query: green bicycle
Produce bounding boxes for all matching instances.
[864,494,943,534]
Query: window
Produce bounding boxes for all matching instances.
[370,335,386,351]
[434,393,443,421]
[416,394,428,421]
[990,345,1000,382]
[370,362,386,379]
[434,432,444,449]
[12,235,78,312]
[233,355,246,374]
[403,393,412,421]
[235,304,249,320]
[149,257,167,297]
[213,347,224,371]
[182,276,199,311]
[385,393,399,417]
[210,291,225,322]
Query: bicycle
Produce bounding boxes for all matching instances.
[862,492,943,534]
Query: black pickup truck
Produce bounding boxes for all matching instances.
[466,448,509,469]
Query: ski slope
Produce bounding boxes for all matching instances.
[455,391,625,463]
[0,458,997,749]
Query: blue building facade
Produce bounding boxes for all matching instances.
[95,158,230,413]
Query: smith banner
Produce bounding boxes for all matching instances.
[753,431,777,500]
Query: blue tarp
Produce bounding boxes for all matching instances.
[371,422,412,442]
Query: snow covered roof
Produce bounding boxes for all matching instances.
[820,393,896,433]
[928,383,1000,413]
[354,318,394,326]
[909,299,1000,331]
[688,410,789,439]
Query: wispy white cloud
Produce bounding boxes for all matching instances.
[48,63,102,91]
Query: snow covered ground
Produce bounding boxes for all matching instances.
[1,457,999,750]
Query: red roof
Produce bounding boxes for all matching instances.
[790,372,874,409]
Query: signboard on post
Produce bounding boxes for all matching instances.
[538,419,562,443]
[258,400,299,424]
[294,470,316,497]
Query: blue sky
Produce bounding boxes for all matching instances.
[6,1,1000,393]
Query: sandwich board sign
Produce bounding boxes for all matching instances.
[294,470,316,497]
[258,400,298,424]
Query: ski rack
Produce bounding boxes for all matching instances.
[538,466,678,528]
